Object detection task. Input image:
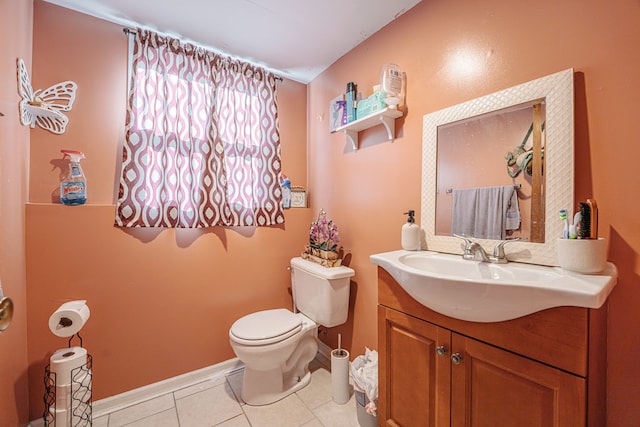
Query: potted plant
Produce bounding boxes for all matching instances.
[303,209,342,267]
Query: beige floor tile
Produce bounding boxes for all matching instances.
[215,414,252,427]
[176,381,243,427]
[242,394,315,427]
[124,408,180,427]
[174,376,227,400]
[296,367,333,410]
[107,394,175,427]
[92,415,108,427]
[300,418,325,427]
[312,394,360,427]
[226,370,244,404]
[97,355,357,427]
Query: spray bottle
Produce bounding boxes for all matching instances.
[60,149,87,205]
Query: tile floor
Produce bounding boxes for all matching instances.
[92,358,365,427]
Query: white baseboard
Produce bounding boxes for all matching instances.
[317,339,333,364]
[29,358,244,427]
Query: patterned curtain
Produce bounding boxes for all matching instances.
[115,29,284,228]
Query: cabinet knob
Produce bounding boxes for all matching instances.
[450,353,463,365]
[435,345,448,357]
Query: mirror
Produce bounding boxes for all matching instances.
[422,69,574,266]
[435,101,546,243]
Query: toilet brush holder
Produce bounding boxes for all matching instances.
[331,348,350,404]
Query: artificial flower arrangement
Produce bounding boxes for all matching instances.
[302,209,343,267]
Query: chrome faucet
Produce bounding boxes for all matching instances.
[490,238,521,263]
[454,234,521,263]
[454,234,490,262]
[468,241,491,262]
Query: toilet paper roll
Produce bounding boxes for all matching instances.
[55,383,72,409]
[331,348,350,405]
[52,401,91,425]
[55,370,91,409]
[48,300,90,337]
[50,346,88,386]
[49,407,71,426]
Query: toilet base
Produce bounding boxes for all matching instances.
[241,368,312,406]
[240,330,318,406]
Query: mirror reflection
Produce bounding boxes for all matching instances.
[435,101,546,243]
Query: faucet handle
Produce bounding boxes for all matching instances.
[453,234,483,261]
[492,237,522,261]
[453,233,472,249]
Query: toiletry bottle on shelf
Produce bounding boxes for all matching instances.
[402,210,420,251]
[346,82,357,123]
[380,63,404,109]
[60,149,87,205]
[281,175,291,208]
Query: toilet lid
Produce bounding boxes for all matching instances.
[230,309,302,345]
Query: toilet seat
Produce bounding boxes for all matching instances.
[230,309,302,346]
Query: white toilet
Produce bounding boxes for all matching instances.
[229,257,354,406]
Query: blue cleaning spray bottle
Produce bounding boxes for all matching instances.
[60,149,87,205]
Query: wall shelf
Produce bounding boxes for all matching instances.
[333,107,403,150]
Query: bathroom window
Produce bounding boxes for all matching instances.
[115,29,284,228]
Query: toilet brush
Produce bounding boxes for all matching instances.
[331,333,350,404]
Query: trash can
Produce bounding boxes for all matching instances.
[355,389,378,427]
[350,348,378,427]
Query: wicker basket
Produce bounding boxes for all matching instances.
[301,245,342,267]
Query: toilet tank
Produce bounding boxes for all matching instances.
[290,257,354,327]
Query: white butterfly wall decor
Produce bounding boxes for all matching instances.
[17,58,77,135]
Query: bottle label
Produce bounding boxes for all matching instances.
[387,70,403,94]
[61,181,86,205]
[70,164,83,178]
[282,187,291,208]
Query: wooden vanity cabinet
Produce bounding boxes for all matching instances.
[377,268,607,427]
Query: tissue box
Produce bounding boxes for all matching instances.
[356,91,386,119]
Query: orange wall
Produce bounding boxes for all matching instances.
[14,0,640,424]
[309,0,640,424]
[0,0,32,425]
[26,1,310,420]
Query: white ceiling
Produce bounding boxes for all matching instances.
[41,0,422,83]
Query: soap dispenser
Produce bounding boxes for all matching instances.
[402,210,420,251]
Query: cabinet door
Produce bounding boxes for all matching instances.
[450,333,586,427]
[378,306,451,427]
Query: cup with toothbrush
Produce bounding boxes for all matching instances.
[557,201,607,273]
[560,199,598,240]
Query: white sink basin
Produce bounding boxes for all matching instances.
[371,250,617,322]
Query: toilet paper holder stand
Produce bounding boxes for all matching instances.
[43,333,92,427]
